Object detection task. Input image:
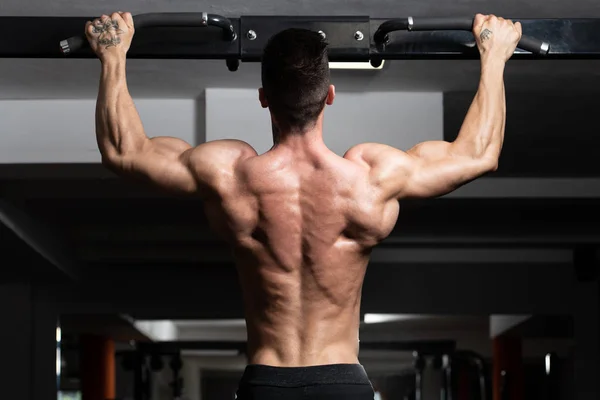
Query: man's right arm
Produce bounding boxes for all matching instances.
[346,14,521,199]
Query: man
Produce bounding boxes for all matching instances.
[86,12,521,399]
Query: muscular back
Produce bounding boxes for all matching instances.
[202,145,399,366]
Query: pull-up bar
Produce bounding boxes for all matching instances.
[372,17,549,53]
[60,13,548,56]
[60,12,238,56]
[0,14,598,72]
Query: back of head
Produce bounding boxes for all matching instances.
[261,28,330,132]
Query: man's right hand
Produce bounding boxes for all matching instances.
[85,12,135,63]
[473,14,522,64]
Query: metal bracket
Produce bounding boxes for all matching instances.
[240,16,370,62]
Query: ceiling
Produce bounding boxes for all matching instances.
[1,0,600,98]
[3,0,599,18]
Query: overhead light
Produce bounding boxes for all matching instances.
[329,61,385,70]
[545,353,551,375]
[364,314,420,324]
[133,320,178,341]
[56,327,61,343]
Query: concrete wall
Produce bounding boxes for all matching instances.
[206,89,443,155]
[0,99,197,163]
[0,91,442,163]
[3,90,600,181]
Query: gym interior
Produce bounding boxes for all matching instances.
[0,0,599,399]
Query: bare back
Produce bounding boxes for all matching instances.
[92,8,511,371]
[202,145,399,367]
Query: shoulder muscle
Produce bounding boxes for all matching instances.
[187,139,257,193]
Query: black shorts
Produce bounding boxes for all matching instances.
[235,363,375,399]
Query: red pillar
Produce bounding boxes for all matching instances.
[80,335,116,400]
[492,335,524,400]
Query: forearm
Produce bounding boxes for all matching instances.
[96,58,148,163]
[452,59,506,162]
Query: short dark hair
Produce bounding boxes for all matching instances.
[261,28,330,132]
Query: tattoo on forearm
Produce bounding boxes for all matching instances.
[92,19,124,49]
[480,29,493,42]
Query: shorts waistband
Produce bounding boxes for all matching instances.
[239,363,371,388]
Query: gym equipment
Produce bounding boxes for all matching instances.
[169,355,184,400]
[437,350,489,400]
[60,12,237,56]
[149,353,164,371]
[440,354,453,400]
[500,370,509,400]
[3,13,600,70]
[544,353,560,400]
[413,351,426,400]
[117,340,454,400]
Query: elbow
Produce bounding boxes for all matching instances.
[481,155,499,173]
[477,145,500,174]
[101,153,121,172]
[100,140,148,171]
[100,148,126,172]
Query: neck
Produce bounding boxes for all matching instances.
[272,122,326,150]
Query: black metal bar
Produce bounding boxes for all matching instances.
[60,13,237,55]
[370,18,600,60]
[0,16,240,60]
[1,16,600,61]
[133,352,144,400]
[373,17,548,55]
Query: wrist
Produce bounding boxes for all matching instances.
[101,54,126,69]
[480,57,505,79]
[101,57,127,80]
